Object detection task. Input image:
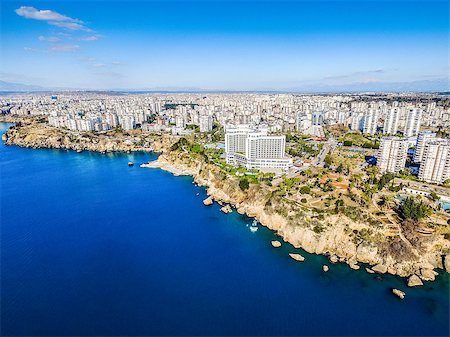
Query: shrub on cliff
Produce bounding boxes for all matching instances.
[299,185,311,194]
[239,177,249,191]
[170,137,189,151]
[398,197,433,221]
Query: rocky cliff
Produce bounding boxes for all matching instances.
[144,150,450,284]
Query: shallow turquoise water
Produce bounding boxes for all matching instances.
[1,122,449,336]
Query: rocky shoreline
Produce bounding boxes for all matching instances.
[2,118,169,153]
[142,152,450,286]
[2,118,450,286]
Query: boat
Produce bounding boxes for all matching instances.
[128,161,134,167]
[250,220,258,232]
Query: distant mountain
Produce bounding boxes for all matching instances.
[0,80,48,92]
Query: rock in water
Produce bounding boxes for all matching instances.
[408,275,423,287]
[220,205,232,214]
[203,197,213,206]
[365,267,375,274]
[372,264,387,274]
[349,263,360,270]
[329,255,338,263]
[271,240,282,248]
[323,265,329,272]
[289,253,305,262]
[392,288,406,300]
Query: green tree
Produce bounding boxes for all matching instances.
[324,154,332,167]
[239,177,250,191]
[429,192,439,201]
[299,185,311,194]
[398,197,433,221]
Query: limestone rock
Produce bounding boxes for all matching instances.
[407,275,423,287]
[271,240,282,248]
[349,263,360,270]
[444,255,450,273]
[203,197,213,206]
[392,288,405,300]
[372,264,387,274]
[420,268,438,281]
[365,267,375,274]
[329,255,338,263]
[323,265,329,272]
[220,205,232,214]
[289,253,305,262]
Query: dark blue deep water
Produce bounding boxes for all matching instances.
[1,123,449,336]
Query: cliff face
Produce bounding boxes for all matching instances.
[147,151,450,282]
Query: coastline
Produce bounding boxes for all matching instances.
[142,151,450,285]
[2,119,450,286]
[1,117,169,154]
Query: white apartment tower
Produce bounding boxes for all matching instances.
[199,115,213,133]
[350,112,364,131]
[377,138,409,173]
[383,108,401,135]
[418,140,450,184]
[414,131,436,163]
[404,109,422,137]
[363,109,379,135]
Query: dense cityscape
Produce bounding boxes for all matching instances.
[1,92,449,185]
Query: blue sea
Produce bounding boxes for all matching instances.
[1,122,449,336]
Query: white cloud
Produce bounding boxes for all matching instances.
[49,44,80,52]
[78,35,100,41]
[15,6,91,31]
[38,35,60,43]
[93,63,106,68]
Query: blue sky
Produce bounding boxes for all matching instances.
[0,0,448,91]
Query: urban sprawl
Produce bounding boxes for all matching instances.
[1,92,449,186]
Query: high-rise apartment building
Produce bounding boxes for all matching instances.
[418,140,450,184]
[404,109,422,137]
[383,108,401,135]
[414,131,436,163]
[199,115,213,132]
[363,109,379,135]
[377,137,409,173]
[350,112,364,131]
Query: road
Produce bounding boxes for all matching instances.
[314,137,338,167]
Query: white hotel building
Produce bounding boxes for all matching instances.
[377,137,409,173]
[225,125,292,171]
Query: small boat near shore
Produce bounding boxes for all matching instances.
[128,161,134,167]
[250,220,258,232]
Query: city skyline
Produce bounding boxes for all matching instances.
[1,0,449,91]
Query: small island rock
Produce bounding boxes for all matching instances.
[271,240,282,248]
[289,253,305,262]
[365,267,375,274]
[392,288,406,300]
[323,265,329,272]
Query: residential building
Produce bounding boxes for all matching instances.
[377,137,409,173]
